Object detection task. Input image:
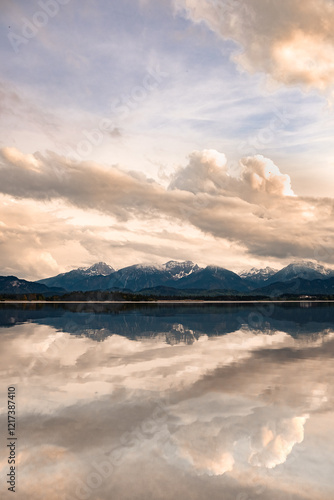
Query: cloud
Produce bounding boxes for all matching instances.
[0,193,250,280]
[169,149,228,194]
[0,198,94,280]
[249,415,309,469]
[174,0,334,94]
[0,147,178,221]
[1,146,334,268]
[169,150,295,201]
[240,156,294,197]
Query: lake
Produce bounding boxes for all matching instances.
[0,302,333,499]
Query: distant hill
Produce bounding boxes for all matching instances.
[254,277,334,297]
[0,276,64,296]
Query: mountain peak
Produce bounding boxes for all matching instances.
[163,260,195,269]
[163,260,200,279]
[266,260,334,285]
[285,261,332,273]
[239,267,278,281]
[83,262,115,276]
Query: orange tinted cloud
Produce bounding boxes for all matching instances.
[175,0,334,93]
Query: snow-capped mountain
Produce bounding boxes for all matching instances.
[239,267,278,284]
[107,261,201,291]
[266,261,334,285]
[162,261,200,280]
[77,262,115,276]
[32,259,334,295]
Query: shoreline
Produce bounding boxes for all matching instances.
[1,300,334,304]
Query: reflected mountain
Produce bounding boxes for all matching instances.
[1,302,334,342]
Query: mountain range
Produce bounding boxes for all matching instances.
[1,260,334,298]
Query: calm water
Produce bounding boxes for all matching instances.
[0,302,334,500]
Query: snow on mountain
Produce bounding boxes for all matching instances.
[162,261,201,279]
[79,262,115,276]
[266,261,334,285]
[286,261,333,276]
[239,267,278,282]
[109,261,201,291]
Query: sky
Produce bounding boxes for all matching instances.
[1,0,334,279]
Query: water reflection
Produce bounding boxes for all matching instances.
[0,303,333,500]
[1,302,334,340]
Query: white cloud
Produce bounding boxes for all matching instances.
[169,149,228,194]
[249,415,309,469]
[175,0,334,94]
[240,155,294,197]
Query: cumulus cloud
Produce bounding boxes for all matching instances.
[169,149,228,194]
[169,150,295,203]
[174,0,334,93]
[240,156,294,197]
[0,146,334,268]
[249,415,309,469]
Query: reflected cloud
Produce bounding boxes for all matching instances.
[249,415,309,469]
